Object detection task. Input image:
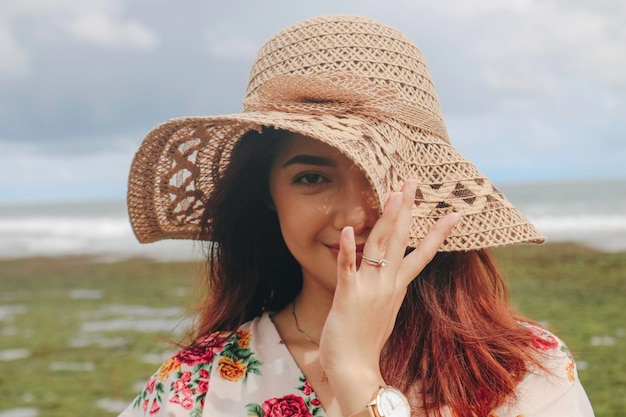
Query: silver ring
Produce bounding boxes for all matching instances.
[361,254,388,267]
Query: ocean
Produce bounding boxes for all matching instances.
[1,178,625,260]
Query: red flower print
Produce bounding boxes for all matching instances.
[526,324,560,352]
[149,399,161,415]
[199,368,210,379]
[262,394,312,417]
[181,387,194,398]
[146,378,156,393]
[302,380,313,396]
[142,399,149,411]
[176,346,216,366]
[173,379,187,392]
[172,372,193,392]
[532,333,559,351]
[310,398,321,406]
[176,333,227,365]
[181,396,194,410]
[198,379,209,393]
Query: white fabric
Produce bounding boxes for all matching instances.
[118,314,595,417]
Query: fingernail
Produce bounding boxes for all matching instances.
[343,226,355,242]
[450,212,462,225]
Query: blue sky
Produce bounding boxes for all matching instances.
[1,0,625,204]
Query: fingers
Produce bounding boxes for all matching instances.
[336,226,357,285]
[397,212,461,284]
[388,180,420,257]
[337,178,461,288]
[361,180,418,269]
[362,191,403,262]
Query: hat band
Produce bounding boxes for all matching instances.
[243,72,449,142]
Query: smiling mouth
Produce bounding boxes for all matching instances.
[326,243,365,265]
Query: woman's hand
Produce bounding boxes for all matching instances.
[318,179,461,416]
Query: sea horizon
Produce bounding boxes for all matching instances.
[1,177,625,260]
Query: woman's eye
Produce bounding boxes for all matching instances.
[294,173,328,185]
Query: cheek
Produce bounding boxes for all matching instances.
[274,193,331,224]
[275,198,310,234]
[273,196,326,246]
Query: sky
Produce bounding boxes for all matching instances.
[1,0,625,204]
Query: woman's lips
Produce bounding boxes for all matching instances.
[326,243,365,266]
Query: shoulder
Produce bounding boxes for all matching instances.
[119,321,256,417]
[491,323,595,416]
[522,322,575,376]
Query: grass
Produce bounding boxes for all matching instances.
[495,243,626,416]
[0,257,203,416]
[0,243,624,416]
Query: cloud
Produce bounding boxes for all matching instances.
[207,37,259,60]
[0,139,135,202]
[457,1,626,92]
[0,0,158,52]
[0,19,31,79]
[399,0,626,181]
[0,0,625,204]
[64,11,158,50]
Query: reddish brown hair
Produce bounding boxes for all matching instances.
[192,129,542,417]
[383,249,540,416]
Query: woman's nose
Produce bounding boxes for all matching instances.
[332,175,379,235]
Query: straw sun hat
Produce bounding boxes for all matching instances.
[127,14,544,251]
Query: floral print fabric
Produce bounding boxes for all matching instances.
[118,315,594,417]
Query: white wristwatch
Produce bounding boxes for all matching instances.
[349,386,411,417]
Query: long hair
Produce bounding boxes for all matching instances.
[383,249,540,416]
[196,128,302,332]
[192,128,542,417]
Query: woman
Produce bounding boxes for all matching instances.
[121,15,594,417]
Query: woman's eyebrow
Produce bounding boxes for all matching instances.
[281,155,337,168]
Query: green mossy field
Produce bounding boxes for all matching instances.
[0,243,624,416]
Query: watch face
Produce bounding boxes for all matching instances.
[377,387,410,417]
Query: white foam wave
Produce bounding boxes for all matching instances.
[531,214,626,233]
[0,217,129,237]
[530,214,626,251]
[1,206,625,258]
[0,216,201,260]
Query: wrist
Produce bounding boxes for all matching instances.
[324,369,384,417]
[349,386,411,417]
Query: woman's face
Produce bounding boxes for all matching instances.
[269,133,380,294]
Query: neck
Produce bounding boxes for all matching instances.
[293,279,334,343]
[271,277,333,349]
[292,300,317,345]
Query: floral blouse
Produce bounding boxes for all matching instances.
[118,314,594,417]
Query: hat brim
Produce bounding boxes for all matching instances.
[127,111,545,251]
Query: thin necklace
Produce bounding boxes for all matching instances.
[292,300,320,347]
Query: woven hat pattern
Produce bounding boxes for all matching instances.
[127,14,544,250]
